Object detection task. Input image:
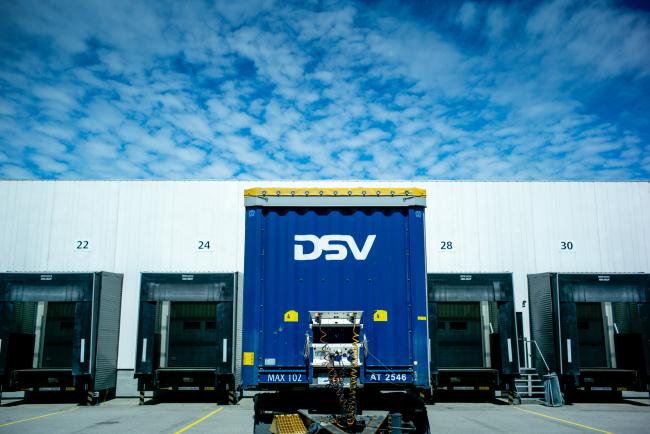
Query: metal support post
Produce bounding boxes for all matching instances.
[390,413,403,434]
[480,301,491,367]
[159,301,170,369]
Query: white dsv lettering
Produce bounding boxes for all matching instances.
[294,235,376,261]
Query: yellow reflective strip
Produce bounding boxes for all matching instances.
[0,406,78,428]
[514,407,613,434]
[244,187,426,197]
[417,316,427,321]
[174,407,223,434]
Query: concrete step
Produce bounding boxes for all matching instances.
[515,389,545,395]
[516,390,545,396]
[519,397,545,404]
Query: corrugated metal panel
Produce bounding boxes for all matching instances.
[168,302,217,368]
[41,302,75,368]
[527,273,558,373]
[0,180,648,369]
[575,302,607,368]
[242,203,429,388]
[613,302,641,334]
[92,272,123,391]
[233,272,243,388]
[436,302,482,368]
[112,182,242,369]
[170,302,216,318]
[488,302,499,333]
[12,302,36,334]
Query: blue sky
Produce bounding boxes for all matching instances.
[0,0,649,180]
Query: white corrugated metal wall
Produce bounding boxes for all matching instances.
[0,180,648,369]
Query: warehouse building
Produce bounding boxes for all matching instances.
[0,180,648,395]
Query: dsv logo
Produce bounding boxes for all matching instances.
[294,235,376,261]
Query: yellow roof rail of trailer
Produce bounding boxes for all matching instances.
[244,187,426,197]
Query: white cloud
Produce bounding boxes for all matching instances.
[175,114,213,142]
[0,100,15,116]
[457,3,479,30]
[0,0,647,181]
[86,101,125,129]
[33,124,76,141]
[526,0,650,79]
[196,159,237,179]
[175,146,206,165]
[31,85,77,108]
[30,155,68,174]
[0,164,35,178]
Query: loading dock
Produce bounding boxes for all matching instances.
[428,273,520,398]
[0,272,123,404]
[528,273,650,400]
[134,273,241,403]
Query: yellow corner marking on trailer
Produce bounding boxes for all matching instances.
[373,310,388,322]
[514,407,613,434]
[243,352,255,366]
[244,187,426,197]
[174,407,223,434]
[417,316,427,321]
[0,406,78,428]
[284,310,298,322]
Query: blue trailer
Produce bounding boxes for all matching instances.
[242,187,430,433]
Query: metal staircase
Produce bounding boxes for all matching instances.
[515,368,545,403]
[513,338,563,406]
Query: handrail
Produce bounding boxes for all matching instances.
[523,338,551,374]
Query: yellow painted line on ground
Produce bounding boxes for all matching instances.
[514,407,614,434]
[174,407,223,434]
[0,406,79,428]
